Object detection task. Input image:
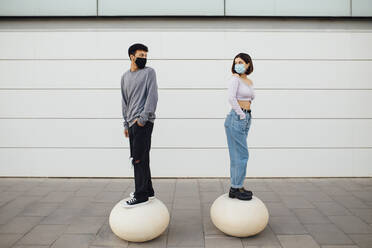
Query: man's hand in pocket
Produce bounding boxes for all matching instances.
[135,119,145,127]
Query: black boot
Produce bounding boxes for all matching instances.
[229,187,252,200]
[240,187,253,196]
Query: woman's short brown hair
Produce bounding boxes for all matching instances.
[231,53,254,75]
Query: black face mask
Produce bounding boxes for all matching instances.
[135,57,147,69]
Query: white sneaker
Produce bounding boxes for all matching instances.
[129,192,155,200]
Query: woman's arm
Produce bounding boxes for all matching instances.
[228,76,246,119]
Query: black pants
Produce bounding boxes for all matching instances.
[128,121,154,200]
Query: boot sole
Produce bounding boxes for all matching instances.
[229,192,253,201]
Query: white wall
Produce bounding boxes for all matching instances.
[0,18,371,177]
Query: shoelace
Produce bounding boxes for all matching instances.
[127,197,137,204]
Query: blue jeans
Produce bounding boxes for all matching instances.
[224,109,252,188]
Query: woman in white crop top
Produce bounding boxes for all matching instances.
[224,53,255,201]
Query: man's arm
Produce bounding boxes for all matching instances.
[121,75,129,130]
[137,68,158,126]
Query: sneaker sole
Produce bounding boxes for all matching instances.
[130,193,155,201]
[122,200,149,208]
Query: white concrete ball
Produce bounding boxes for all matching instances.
[109,198,170,242]
[210,193,269,237]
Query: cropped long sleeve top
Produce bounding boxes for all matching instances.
[227,75,255,119]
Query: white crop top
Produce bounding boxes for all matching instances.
[227,75,255,119]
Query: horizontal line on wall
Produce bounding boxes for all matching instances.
[1,29,372,33]
[1,88,372,91]
[0,58,371,61]
[1,117,372,120]
[1,147,372,150]
[0,17,371,31]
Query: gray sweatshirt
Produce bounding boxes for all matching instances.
[120,66,158,129]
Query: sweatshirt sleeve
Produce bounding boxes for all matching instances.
[138,68,158,125]
[120,75,129,130]
[228,76,246,119]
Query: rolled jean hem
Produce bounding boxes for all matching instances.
[230,184,244,189]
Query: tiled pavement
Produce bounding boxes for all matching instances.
[0,178,371,248]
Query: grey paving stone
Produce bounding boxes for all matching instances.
[40,207,82,225]
[328,215,372,234]
[313,202,352,216]
[332,179,366,192]
[304,223,354,245]
[293,208,332,224]
[167,224,204,247]
[167,210,203,247]
[277,234,320,248]
[6,182,40,192]
[203,217,225,236]
[0,178,371,248]
[0,216,42,234]
[91,223,128,247]
[173,196,201,210]
[243,246,282,248]
[348,208,372,224]
[348,234,372,248]
[0,233,23,248]
[12,245,50,248]
[321,245,359,248]
[269,216,308,235]
[200,191,222,204]
[60,196,91,209]
[92,191,123,203]
[254,192,281,202]
[244,181,274,192]
[128,232,167,248]
[330,195,370,209]
[39,192,74,203]
[65,216,106,234]
[0,206,26,225]
[351,191,372,202]
[205,235,243,248]
[279,195,315,209]
[266,202,295,217]
[0,191,23,205]
[302,191,334,202]
[167,246,203,248]
[80,202,113,217]
[2,196,41,210]
[319,186,353,196]
[16,225,67,246]
[104,182,130,192]
[198,179,223,192]
[241,225,281,246]
[155,191,175,204]
[75,188,102,197]
[23,186,53,197]
[51,234,95,248]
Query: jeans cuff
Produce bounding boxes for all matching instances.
[230,184,243,188]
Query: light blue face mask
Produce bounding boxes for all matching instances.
[234,64,246,74]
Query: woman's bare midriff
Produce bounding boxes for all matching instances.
[238,100,251,110]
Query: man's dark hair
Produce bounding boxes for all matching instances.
[128,43,148,58]
[231,53,254,75]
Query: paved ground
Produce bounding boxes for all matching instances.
[0,178,371,248]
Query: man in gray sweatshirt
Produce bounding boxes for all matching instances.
[121,43,158,208]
